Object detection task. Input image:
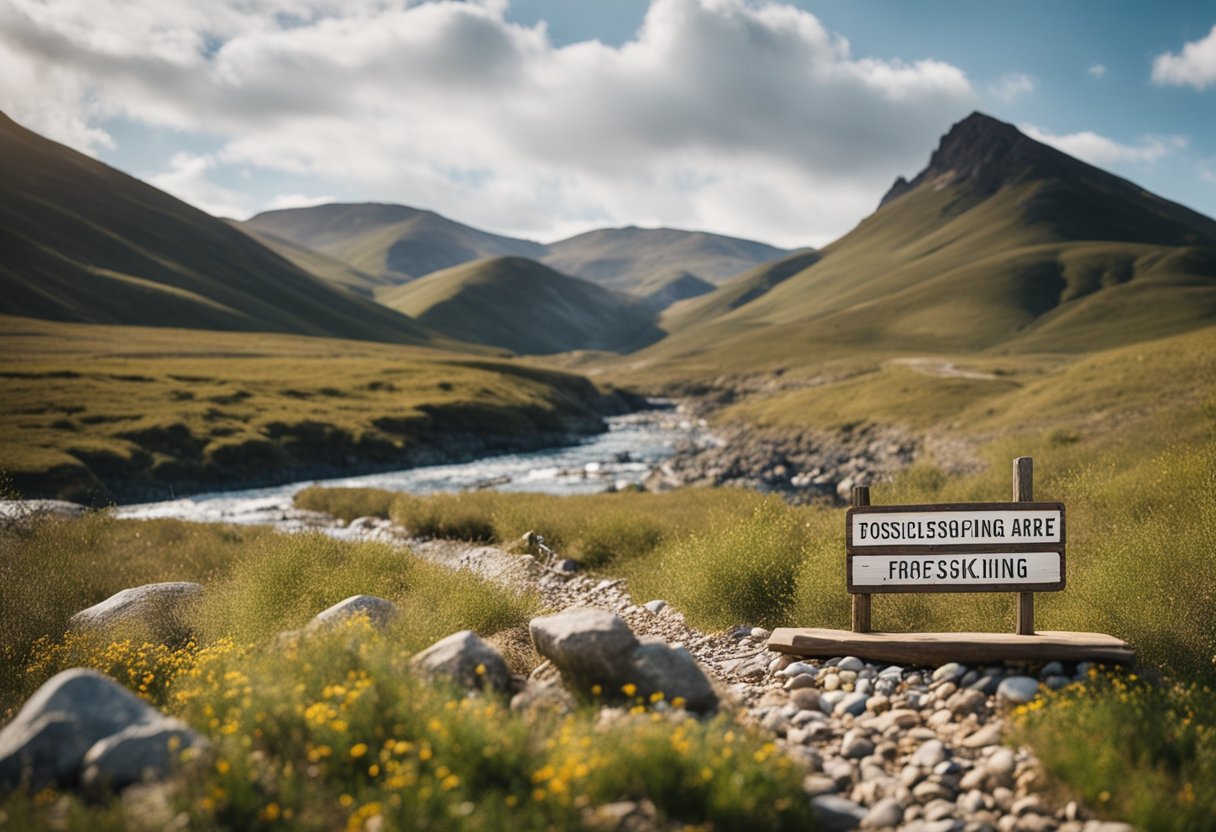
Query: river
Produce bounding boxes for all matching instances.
[114,407,710,529]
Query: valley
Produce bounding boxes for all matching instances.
[2,106,1214,832]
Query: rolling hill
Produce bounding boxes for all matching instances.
[641,112,1216,375]
[243,204,792,304]
[243,203,548,282]
[0,112,438,345]
[232,223,394,298]
[377,256,663,355]
[539,226,792,291]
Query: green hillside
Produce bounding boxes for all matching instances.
[0,113,435,345]
[632,269,715,312]
[231,222,394,298]
[0,316,623,503]
[377,256,663,355]
[638,112,1216,379]
[243,203,547,281]
[540,226,792,292]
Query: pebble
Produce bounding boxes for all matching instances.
[911,739,950,768]
[962,723,1003,748]
[997,676,1040,705]
[823,673,842,691]
[933,663,965,683]
[811,795,868,832]
[841,731,875,760]
[1040,661,1064,678]
[838,656,865,673]
[642,599,667,613]
[866,694,891,714]
[785,674,818,691]
[986,749,1016,778]
[835,692,870,717]
[860,797,904,828]
[780,661,817,678]
[790,688,820,710]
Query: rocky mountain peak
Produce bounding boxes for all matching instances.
[880,112,1067,208]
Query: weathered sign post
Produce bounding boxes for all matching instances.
[768,457,1134,664]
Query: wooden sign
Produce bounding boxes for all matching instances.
[846,502,1065,593]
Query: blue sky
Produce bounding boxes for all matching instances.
[1,0,1213,247]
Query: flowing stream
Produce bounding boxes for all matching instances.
[115,407,707,531]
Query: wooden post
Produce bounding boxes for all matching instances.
[851,485,872,633]
[1013,457,1035,635]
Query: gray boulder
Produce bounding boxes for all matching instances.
[411,630,511,692]
[308,595,398,630]
[69,582,203,643]
[0,669,200,793]
[81,718,206,792]
[529,608,639,690]
[629,639,718,714]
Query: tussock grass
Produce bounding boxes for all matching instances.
[1013,672,1216,830]
[624,500,812,630]
[0,517,534,718]
[296,486,770,566]
[0,513,273,710]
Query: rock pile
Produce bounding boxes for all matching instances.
[0,669,206,794]
[642,421,918,503]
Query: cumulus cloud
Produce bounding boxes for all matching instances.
[0,0,979,246]
[988,72,1035,102]
[1021,124,1188,166]
[1088,64,1106,80]
[1152,23,1216,90]
[145,152,251,219]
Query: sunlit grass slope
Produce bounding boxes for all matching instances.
[377,257,664,355]
[0,317,622,503]
[231,222,395,298]
[0,112,433,345]
[638,113,1216,382]
[243,203,547,282]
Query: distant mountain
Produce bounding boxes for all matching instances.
[243,204,792,307]
[244,203,547,282]
[645,111,1216,368]
[540,227,792,291]
[377,256,663,355]
[0,113,437,345]
[660,251,822,333]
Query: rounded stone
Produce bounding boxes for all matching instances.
[996,676,1040,705]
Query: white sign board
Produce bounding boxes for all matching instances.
[846,502,1066,593]
[850,552,1062,590]
[850,508,1062,547]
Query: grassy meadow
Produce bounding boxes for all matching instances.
[0,316,623,504]
[0,513,812,831]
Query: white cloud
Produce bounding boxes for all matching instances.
[988,72,1035,103]
[1088,63,1106,80]
[0,0,979,246]
[145,152,251,219]
[1152,24,1216,90]
[1021,124,1188,166]
[265,193,336,211]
